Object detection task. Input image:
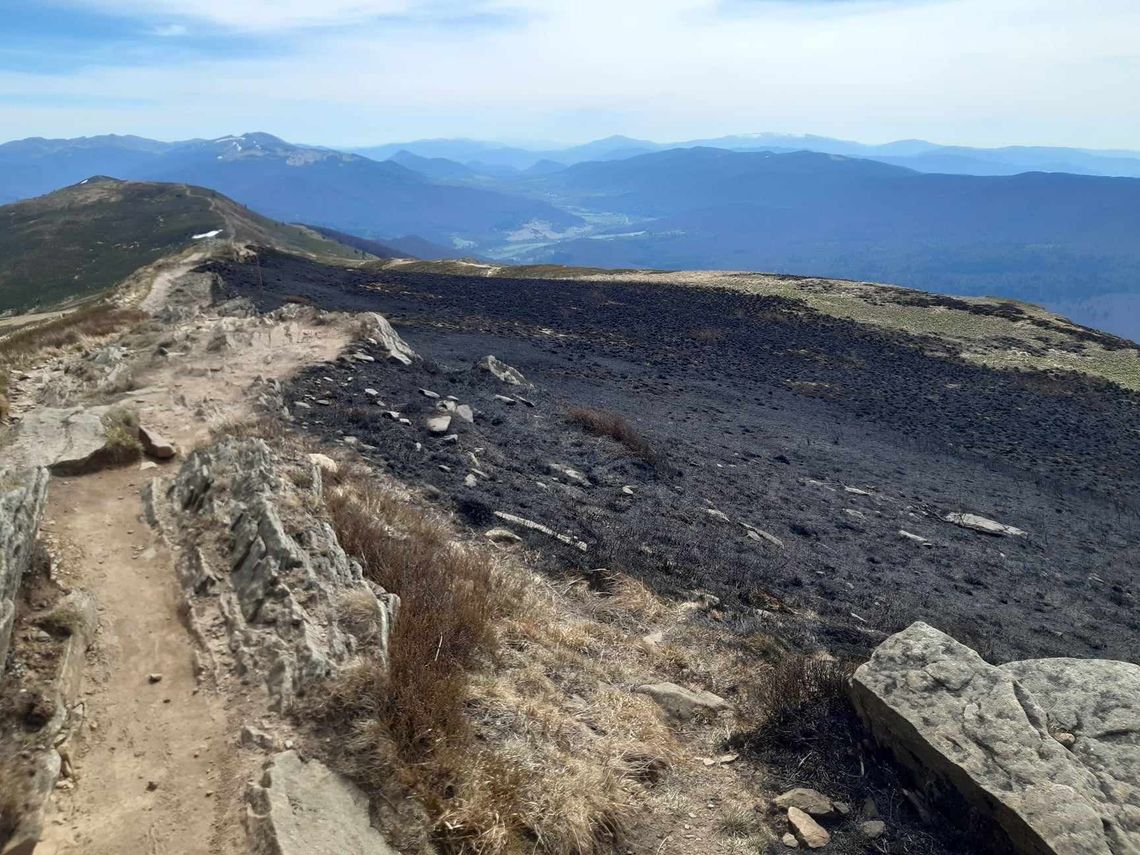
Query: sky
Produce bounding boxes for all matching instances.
[0,0,1138,150]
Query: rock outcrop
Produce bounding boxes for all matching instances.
[477,354,528,386]
[852,622,1140,855]
[1,406,118,474]
[145,438,398,710]
[246,751,397,855]
[0,466,50,669]
[359,313,417,366]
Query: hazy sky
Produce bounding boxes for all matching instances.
[1,0,1138,149]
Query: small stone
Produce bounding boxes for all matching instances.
[787,807,829,849]
[139,460,158,471]
[147,673,163,684]
[146,781,159,792]
[833,800,851,817]
[621,485,634,495]
[308,453,338,475]
[425,415,452,435]
[1054,731,1076,748]
[774,788,834,818]
[859,820,886,840]
[364,388,379,397]
[420,389,440,399]
[494,394,517,404]
[484,527,522,544]
[138,426,176,459]
[781,833,799,849]
[443,434,460,444]
[464,474,477,488]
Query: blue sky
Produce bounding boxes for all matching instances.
[1,0,1138,149]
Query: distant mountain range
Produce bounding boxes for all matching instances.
[0,132,579,248]
[2,130,1139,339]
[351,132,1140,178]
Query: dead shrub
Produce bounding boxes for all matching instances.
[566,407,657,464]
[740,655,854,745]
[100,407,143,464]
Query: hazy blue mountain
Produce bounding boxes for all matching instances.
[0,132,581,245]
[351,132,1140,178]
[511,148,1140,338]
[387,150,480,182]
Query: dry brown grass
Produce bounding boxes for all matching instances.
[566,407,657,464]
[0,304,147,363]
[0,303,148,398]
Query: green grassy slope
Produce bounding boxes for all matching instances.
[0,177,371,313]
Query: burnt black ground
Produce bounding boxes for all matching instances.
[209,249,1139,666]
[207,249,1140,853]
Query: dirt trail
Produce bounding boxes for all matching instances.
[38,467,244,855]
[29,289,352,852]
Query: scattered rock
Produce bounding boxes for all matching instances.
[548,463,589,486]
[240,725,278,751]
[494,394,517,404]
[147,673,163,683]
[742,523,784,548]
[781,832,799,848]
[944,512,1026,537]
[478,354,528,386]
[774,788,834,818]
[245,751,398,855]
[859,820,886,840]
[139,460,159,471]
[419,389,440,399]
[787,806,830,849]
[634,682,731,720]
[363,388,379,398]
[308,453,338,476]
[852,621,1138,855]
[359,313,417,366]
[454,404,475,424]
[484,528,522,544]
[844,486,872,496]
[621,485,635,495]
[899,529,932,547]
[705,508,731,523]
[493,511,587,552]
[464,474,477,488]
[425,415,452,435]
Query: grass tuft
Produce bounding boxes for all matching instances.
[566,406,657,464]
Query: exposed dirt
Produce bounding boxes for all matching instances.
[209,249,1140,667]
[12,281,353,853]
[38,467,245,855]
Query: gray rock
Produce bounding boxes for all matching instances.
[0,466,50,668]
[484,528,522,545]
[151,439,398,711]
[359,313,417,366]
[454,404,475,424]
[859,820,886,840]
[477,354,528,386]
[634,682,731,720]
[425,415,452,435]
[245,751,397,855]
[493,511,587,552]
[944,512,1026,537]
[787,807,829,849]
[548,463,589,486]
[2,405,118,473]
[773,788,834,818]
[853,621,1137,855]
[139,425,177,459]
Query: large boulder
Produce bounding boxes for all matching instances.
[0,466,49,672]
[245,751,397,855]
[852,622,1139,855]
[359,313,417,366]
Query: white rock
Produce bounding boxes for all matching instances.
[944,512,1025,537]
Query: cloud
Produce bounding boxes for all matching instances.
[151,23,189,36]
[52,0,528,32]
[2,0,1139,150]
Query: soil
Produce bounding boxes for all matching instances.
[210,249,1140,667]
[19,293,352,853]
